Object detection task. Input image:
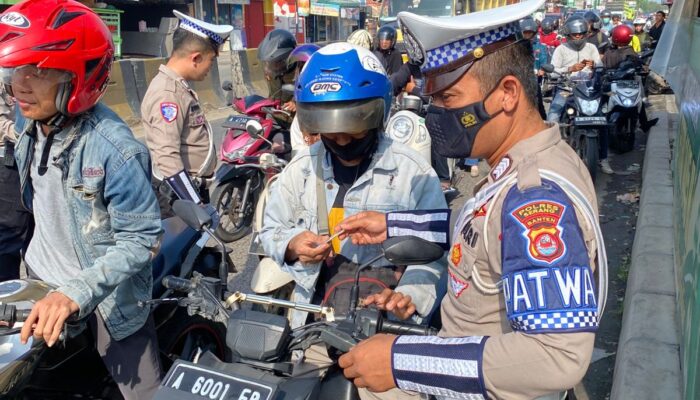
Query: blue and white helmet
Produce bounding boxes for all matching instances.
[295,42,392,135]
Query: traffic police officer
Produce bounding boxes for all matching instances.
[336,0,609,398]
[141,11,232,209]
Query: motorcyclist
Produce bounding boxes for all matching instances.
[584,11,610,55]
[604,25,658,133]
[601,10,614,34]
[259,43,446,332]
[258,29,297,107]
[0,1,162,398]
[520,17,548,119]
[547,17,609,174]
[373,25,403,76]
[633,17,652,51]
[287,44,321,155]
[539,17,561,48]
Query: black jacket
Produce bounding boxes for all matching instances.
[649,21,665,42]
[373,48,404,76]
[390,62,423,96]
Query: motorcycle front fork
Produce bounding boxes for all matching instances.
[237,178,253,219]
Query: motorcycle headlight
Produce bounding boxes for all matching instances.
[228,139,255,160]
[567,108,575,115]
[417,123,429,144]
[622,98,634,107]
[388,116,414,143]
[577,98,600,116]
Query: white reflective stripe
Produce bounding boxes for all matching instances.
[396,380,486,400]
[394,354,479,378]
[388,212,449,223]
[388,227,447,243]
[395,335,484,345]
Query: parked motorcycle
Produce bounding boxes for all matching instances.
[543,64,607,181]
[0,204,232,398]
[147,221,445,399]
[212,83,292,243]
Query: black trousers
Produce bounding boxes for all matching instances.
[0,147,33,281]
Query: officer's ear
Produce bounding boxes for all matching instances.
[192,52,204,65]
[499,75,520,113]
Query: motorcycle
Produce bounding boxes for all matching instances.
[212,82,292,243]
[0,204,232,398]
[543,64,606,181]
[603,52,652,153]
[143,206,444,399]
[385,94,458,195]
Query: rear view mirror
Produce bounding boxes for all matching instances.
[222,81,233,91]
[382,236,444,265]
[172,200,212,230]
[245,120,264,140]
[541,64,555,73]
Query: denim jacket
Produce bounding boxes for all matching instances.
[260,136,447,327]
[14,103,162,340]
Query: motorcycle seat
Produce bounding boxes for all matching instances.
[151,217,201,298]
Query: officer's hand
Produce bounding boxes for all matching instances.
[339,334,397,392]
[337,211,387,245]
[20,292,79,347]
[363,288,416,320]
[285,231,331,264]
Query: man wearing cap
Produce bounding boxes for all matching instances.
[336,0,606,398]
[141,11,232,214]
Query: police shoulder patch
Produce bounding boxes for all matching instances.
[511,199,567,264]
[160,102,178,123]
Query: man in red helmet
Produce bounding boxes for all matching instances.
[0,1,162,398]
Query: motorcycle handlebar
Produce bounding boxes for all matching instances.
[162,276,197,292]
[380,320,437,336]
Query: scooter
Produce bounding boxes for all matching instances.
[0,205,232,398]
[543,64,606,181]
[142,208,444,400]
[386,94,458,194]
[603,50,653,153]
[211,82,292,243]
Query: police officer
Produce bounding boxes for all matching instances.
[141,11,232,211]
[336,0,608,398]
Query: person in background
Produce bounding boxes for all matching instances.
[633,17,652,51]
[520,16,548,119]
[611,13,622,27]
[584,11,610,55]
[258,29,297,105]
[539,17,561,48]
[141,11,232,215]
[600,10,614,34]
[347,28,373,50]
[287,44,321,156]
[373,25,403,76]
[0,86,32,281]
[648,10,666,44]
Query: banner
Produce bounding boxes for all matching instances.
[310,2,340,16]
[299,0,311,16]
[341,7,360,20]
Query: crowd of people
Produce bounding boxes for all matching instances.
[0,0,668,399]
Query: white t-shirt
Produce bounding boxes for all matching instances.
[551,42,603,77]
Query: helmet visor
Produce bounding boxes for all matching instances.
[263,60,288,79]
[297,98,385,135]
[0,65,72,96]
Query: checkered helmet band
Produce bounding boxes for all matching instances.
[179,19,225,45]
[423,22,519,73]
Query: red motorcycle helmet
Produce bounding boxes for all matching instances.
[0,0,114,116]
[611,24,634,47]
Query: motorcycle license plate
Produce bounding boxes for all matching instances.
[574,116,607,126]
[223,115,259,130]
[161,361,275,400]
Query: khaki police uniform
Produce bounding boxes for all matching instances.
[141,64,215,180]
[441,124,599,399]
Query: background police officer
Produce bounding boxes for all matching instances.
[141,11,232,212]
[336,0,607,398]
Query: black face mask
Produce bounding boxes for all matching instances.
[425,93,502,159]
[321,130,378,162]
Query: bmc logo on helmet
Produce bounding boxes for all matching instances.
[0,12,30,28]
[310,82,342,94]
